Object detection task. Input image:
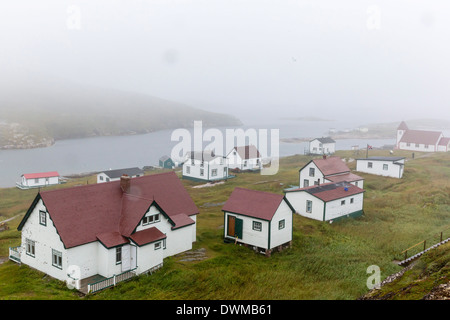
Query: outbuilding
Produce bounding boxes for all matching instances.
[222,187,294,256]
[284,181,365,222]
[308,137,336,155]
[182,150,229,182]
[356,156,405,178]
[17,171,60,189]
[97,167,144,183]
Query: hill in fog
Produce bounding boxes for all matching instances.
[0,74,242,149]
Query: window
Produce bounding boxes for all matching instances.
[341,200,346,206]
[306,200,312,213]
[383,164,388,170]
[200,169,204,176]
[39,210,46,226]
[252,221,262,232]
[52,249,62,269]
[279,219,285,230]
[350,198,354,204]
[367,162,373,168]
[309,168,315,177]
[406,143,410,147]
[143,214,160,225]
[106,178,110,182]
[34,178,39,184]
[26,239,35,257]
[155,241,162,250]
[186,166,190,174]
[211,169,217,176]
[304,179,309,187]
[244,161,247,167]
[415,143,419,148]
[116,247,122,264]
[99,176,104,181]
[425,144,429,149]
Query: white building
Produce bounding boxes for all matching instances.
[396,121,448,153]
[356,156,405,178]
[298,156,364,189]
[284,182,365,222]
[182,150,228,182]
[17,171,60,189]
[222,188,294,256]
[97,167,144,183]
[12,172,199,293]
[226,145,262,171]
[308,137,336,155]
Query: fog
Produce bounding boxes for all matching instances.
[1,0,450,125]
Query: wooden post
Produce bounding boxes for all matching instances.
[423,240,426,252]
[440,232,443,243]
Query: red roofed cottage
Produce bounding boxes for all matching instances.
[12,172,199,293]
[222,188,294,256]
[18,171,60,189]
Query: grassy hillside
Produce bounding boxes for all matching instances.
[0,76,242,149]
[0,150,449,300]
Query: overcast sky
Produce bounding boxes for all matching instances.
[1,0,450,125]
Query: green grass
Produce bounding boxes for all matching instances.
[0,150,449,300]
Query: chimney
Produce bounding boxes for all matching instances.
[120,174,131,193]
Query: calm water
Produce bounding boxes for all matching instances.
[0,120,396,188]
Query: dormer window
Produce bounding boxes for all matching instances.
[143,213,160,225]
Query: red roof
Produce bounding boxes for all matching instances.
[438,137,450,146]
[23,171,59,179]
[234,145,261,159]
[222,187,287,221]
[286,182,364,202]
[398,121,409,130]
[400,129,442,145]
[326,172,364,183]
[310,156,350,176]
[129,227,166,246]
[21,171,198,249]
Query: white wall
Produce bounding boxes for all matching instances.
[183,157,228,181]
[299,162,324,188]
[23,176,59,187]
[269,200,293,249]
[224,212,270,249]
[309,140,335,155]
[398,141,438,153]
[356,159,404,178]
[285,191,325,221]
[226,150,262,170]
[323,193,364,221]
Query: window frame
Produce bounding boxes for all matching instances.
[39,210,47,226]
[306,200,313,213]
[252,221,262,232]
[52,249,63,269]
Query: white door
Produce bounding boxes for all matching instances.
[121,244,137,272]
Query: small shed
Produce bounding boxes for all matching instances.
[222,187,294,256]
[356,156,405,178]
[97,167,144,183]
[159,156,175,169]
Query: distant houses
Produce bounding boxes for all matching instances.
[298,156,364,189]
[307,137,336,155]
[285,182,365,222]
[396,121,449,152]
[17,171,61,189]
[97,167,144,183]
[159,155,175,169]
[356,156,405,179]
[226,145,262,171]
[182,150,229,182]
[222,187,294,256]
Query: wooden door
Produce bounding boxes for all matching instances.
[227,215,235,237]
[227,215,243,239]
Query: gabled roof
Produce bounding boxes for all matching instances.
[222,187,292,221]
[325,172,364,183]
[399,129,442,145]
[100,167,144,179]
[285,182,364,202]
[129,227,166,247]
[300,156,350,177]
[356,156,405,162]
[232,145,261,159]
[187,150,224,162]
[311,137,335,144]
[22,171,60,179]
[18,171,199,249]
[398,121,409,130]
[438,137,450,146]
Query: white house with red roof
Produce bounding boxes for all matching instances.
[284,182,365,222]
[182,150,229,182]
[396,121,449,152]
[12,172,199,293]
[298,156,364,189]
[17,171,60,189]
[222,187,294,256]
[226,145,262,171]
